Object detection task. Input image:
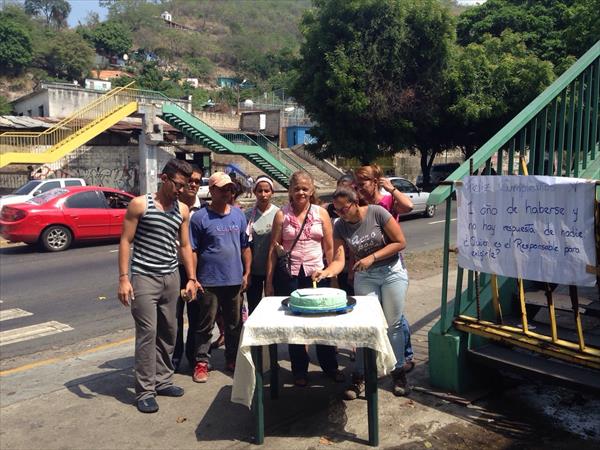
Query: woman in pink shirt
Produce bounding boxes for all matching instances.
[266,171,342,387]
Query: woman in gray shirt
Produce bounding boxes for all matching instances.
[313,187,410,399]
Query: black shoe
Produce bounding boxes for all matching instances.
[137,397,159,413]
[156,385,184,397]
[392,369,411,397]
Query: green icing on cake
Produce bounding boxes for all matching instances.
[289,288,347,310]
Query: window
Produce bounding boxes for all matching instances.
[103,191,131,209]
[38,105,44,116]
[64,180,84,187]
[65,191,106,209]
[392,179,417,193]
[31,189,68,204]
[37,181,61,194]
[13,181,41,195]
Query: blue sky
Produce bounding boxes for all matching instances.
[67,0,107,27]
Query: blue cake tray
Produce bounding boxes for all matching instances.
[281,297,357,315]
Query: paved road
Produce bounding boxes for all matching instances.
[0,201,456,361]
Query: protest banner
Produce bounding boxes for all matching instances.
[457,176,596,286]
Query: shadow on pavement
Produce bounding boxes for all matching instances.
[64,357,136,406]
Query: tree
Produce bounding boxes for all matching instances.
[0,95,12,115]
[81,20,133,56]
[37,30,95,80]
[0,12,33,74]
[24,0,71,28]
[291,0,454,164]
[446,31,555,157]
[456,0,598,72]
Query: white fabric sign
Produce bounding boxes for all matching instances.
[457,176,596,286]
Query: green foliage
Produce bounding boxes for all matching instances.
[35,30,95,80]
[446,31,555,154]
[0,11,33,74]
[184,56,214,80]
[292,0,454,163]
[79,20,132,56]
[456,0,596,72]
[24,0,71,28]
[102,0,162,31]
[0,95,12,115]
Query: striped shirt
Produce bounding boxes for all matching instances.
[131,193,182,275]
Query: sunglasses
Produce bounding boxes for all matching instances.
[188,178,202,185]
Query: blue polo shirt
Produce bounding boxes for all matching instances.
[190,206,249,287]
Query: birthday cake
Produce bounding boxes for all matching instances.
[288,288,348,311]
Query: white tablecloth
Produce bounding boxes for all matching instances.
[231,295,396,408]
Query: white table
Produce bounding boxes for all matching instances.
[231,295,396,446]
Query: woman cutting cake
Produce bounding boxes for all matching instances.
[312,186,410,398]
[265,171,342,387]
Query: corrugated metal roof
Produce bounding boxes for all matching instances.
[0,116,54,129]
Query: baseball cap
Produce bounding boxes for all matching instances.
[208,172,234,188]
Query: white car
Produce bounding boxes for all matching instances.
[197,177,211,199]
[387,177,435,218]
[0,178,86,211]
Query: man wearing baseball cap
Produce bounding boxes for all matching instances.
[188,171,251,383]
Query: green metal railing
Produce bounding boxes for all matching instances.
[429,41,600,335]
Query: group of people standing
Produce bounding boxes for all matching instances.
[118,158,415,413]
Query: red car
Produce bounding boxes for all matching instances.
[0,186,134,251]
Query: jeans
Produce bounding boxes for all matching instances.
[194,285,242,365]
[173,265,200,369]
[246,274,266,314]
[275,266,338,378]
[402,315,413,361]
[353,258,409,373]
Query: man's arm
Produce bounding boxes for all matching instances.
[241,246,251,292]
[117,196,144,306]
[179,202,200,297]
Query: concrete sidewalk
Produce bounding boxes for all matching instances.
[1,271,594,449]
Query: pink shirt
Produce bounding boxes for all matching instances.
[281,204,324,276]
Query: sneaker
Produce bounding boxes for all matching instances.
[156,385,184,397]
[193,362,209,383]
[343,374,365,401]
[137,397,159,413]
[392,369,411,397]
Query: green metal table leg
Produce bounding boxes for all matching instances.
[269,344,279,399]
[364,347,379,446]
[251,346,264,445]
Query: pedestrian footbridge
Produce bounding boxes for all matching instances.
[0,83,297,188]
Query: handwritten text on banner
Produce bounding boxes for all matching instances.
[457,176,596,286]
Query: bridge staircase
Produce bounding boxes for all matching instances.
[1,87,299,189]
[427,41,600,393]
[0,84,139,168]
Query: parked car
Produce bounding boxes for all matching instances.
[0,186,133,251]
[416,163,460,190]
[0,178,86,211]
[198,177,211,199]
[387,177,435,218]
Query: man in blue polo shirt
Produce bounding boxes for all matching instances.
[189,171,251,383]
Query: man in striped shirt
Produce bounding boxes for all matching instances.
[118,158,198,414]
